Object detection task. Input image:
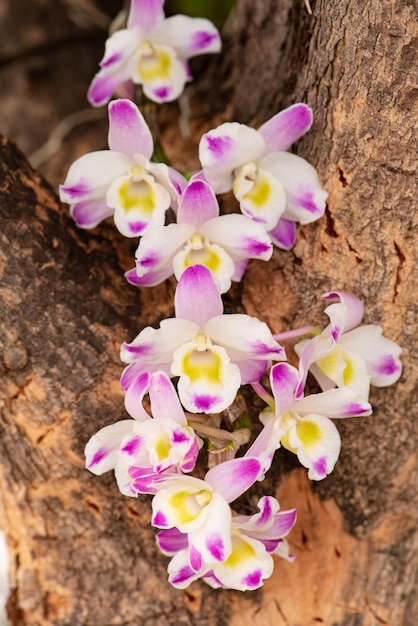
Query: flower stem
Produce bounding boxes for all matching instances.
[250,381,275,410]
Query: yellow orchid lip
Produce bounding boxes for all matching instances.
[233,163,272,211]
[168,488,212,525]
[118,177,157,214]
[138,42,173,82]
[222,533,257,569]
[181,338,223,387]
[182,237,222,274]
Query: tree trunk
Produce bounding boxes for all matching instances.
[1,1,416,625]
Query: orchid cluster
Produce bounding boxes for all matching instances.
[59,0,403,592]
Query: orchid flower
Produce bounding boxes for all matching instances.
[125,178,273,292]
[248,362,373,480]
[156,495,296,591]
[295,291,403,400]
[120,264,285,414]
[88,0,221,106]
[151,457,264,586]
[84,371,201,496]
[60,99,185,237]
[199,103,328,249]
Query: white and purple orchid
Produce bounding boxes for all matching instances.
[88,0,221,106]
[295,291,403,400]
[199,103,328,249]
[84,371,201,496]
[156,493,296,591]
[125,178,273,292]
[121,264,285,414]
[249,362,373,480]
[60,99,185,237]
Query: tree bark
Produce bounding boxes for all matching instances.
[1,1,417,625]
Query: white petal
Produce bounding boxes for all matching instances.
[135,223,193,277]
[84,420,135,475]
[60,151,132,204]
[121,318,198,365]
[108,99,154,158]
[190,493,232,564]
[204,315,285,361]
[341,325,403,388]
[200,214,273,261]
[199,123,265,193]
[287,414,341,480]
[151,15,221,58]
[260,151,328,225]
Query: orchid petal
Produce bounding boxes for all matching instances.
[88,70,129,107]
[199,123,265,193]
[125,264,174,287]
[235,358,269,385]
[84,420,134,474]
[127,465,163,494]
[60,151,132,204]
[232,496,279,532]
[108,99,153,158]
[127,0,165,30]
[272,538,295,562]
[177,179,219,229]
[123,371,152,420]
[232,258,248,281]
[206,457,263,503]
[270,363,299,415]
[204,315,285,361]
[234,497,296,540]
[87,29,138,106]
[174,264,223,325]
[167,166,189,202]
[149,371,186,424]
[260,152,328,225]
[189,542,203,572]
[295,332,335,399]
[121,318,198,366]
[322,291,364,332]
[190,493,232,563]
[341,325,402,387]
[285,413,341,480]
[245,416,282,463]
[296,387,372,418]
[134,223,193,277]
[152,15,221,58]
[268,217,297,250]
[114,456,143,496]
[167,549,202,589]
[254,508,297,541]
[258,103,313,153]
[156,528,188,556]
[69,199,114,229]
[200,214,273,261]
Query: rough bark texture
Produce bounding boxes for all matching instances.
[1,0,417,625]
